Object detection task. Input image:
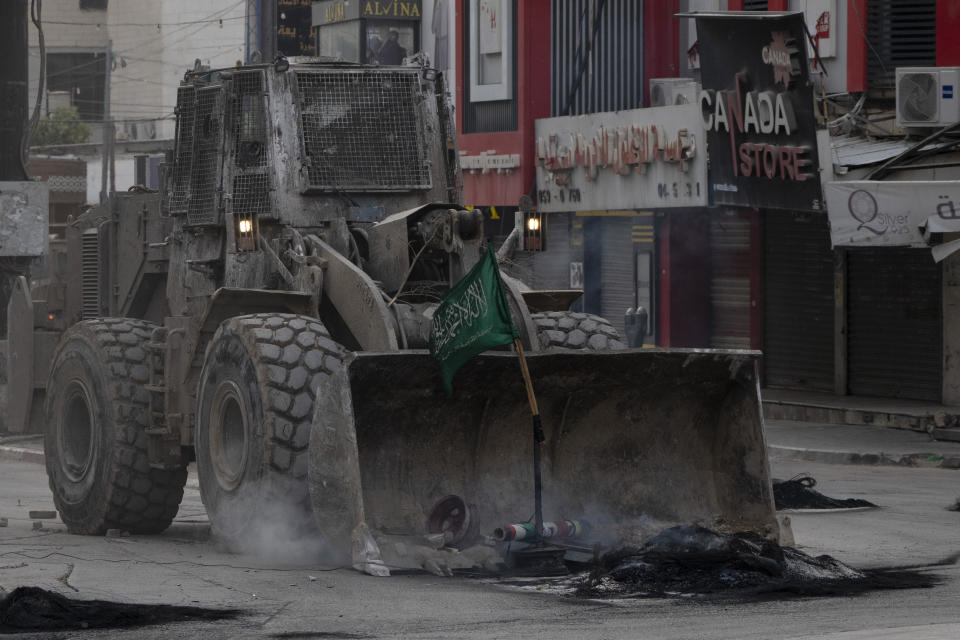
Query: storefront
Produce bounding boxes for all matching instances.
[695,11,827,372]
[825,179,960,403]
[534,102,708,343]
[312,0,422,64]
[762,210,835,392]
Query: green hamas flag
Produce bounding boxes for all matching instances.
[429,245,519,395]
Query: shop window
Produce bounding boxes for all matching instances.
[462,0,517,133]
[468,0,512,102]
[366,23,416,65]
[45,51,106,121]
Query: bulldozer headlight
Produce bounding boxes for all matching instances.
[523,212,545,252]
[235,214,258,252]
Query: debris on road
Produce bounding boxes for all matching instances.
[27,511,56,520]
[773,475,878,510]
[0,586,240,633]
[574,525,939,600]
[0,517,7,527]
[948,498,960,512]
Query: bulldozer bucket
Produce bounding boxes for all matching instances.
[308,348,777,573]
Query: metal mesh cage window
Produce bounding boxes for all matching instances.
[170,85,197,216]
[232,173,272,219]
[187,86,222,225]
[295,70,431,191]
[233,71,268,168]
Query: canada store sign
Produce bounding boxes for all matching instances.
[695,12,823,211]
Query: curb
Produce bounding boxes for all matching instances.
[768,445,960,470]
[8,443,959,471]
[0,444,45,465]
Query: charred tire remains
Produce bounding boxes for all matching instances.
[44,319,187,535]
[195,313,345,540]
[532,311,626,351]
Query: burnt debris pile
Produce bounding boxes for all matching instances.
[0,587,240,634]
[577,525,939,599]
[773,475,878,510]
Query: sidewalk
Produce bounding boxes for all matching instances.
[765,419,960,470]
[0,435,45,465]
[5,421,960,470]
[762,388,960,438]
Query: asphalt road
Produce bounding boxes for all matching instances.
[1,457,959,639]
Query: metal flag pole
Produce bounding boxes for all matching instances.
[511,336,544,538]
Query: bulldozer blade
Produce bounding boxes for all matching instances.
[308,348,777,573]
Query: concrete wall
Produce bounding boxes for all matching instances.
[29,1,109,49]
[28,1,110,131]
[28,0,245,142]
[105,1,162,137]
[159,1,246,139]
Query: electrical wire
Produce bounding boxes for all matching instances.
[21,0,45,176]
[32,114,174,126]
[41,0,246,82]
[849,0,888,75]
[28,1,247,135]
[42,15,245,28]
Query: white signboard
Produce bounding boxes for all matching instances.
[478,0,502,54]
[534,103,708,212]
[825,180,960,248]
[801,0,836,60]
[570,261,584,289]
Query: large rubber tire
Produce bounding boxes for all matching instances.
[195,313,345,541]
[44,319,187,535]
[532,311,627,351]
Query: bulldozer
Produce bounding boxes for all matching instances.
[6,57,778,575]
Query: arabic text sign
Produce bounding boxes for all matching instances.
[534,104,708,212]
[824,181,960,247]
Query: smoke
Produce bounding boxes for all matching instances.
[205,483,348,568]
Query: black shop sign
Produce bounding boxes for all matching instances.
[695,12,823,211]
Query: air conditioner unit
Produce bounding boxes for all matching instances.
[649,78,699,108]
[895,67,960,128]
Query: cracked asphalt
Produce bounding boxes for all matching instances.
[1,457,959,639]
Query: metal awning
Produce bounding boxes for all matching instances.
[830,134,919,169]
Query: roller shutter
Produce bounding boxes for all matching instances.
[847,248,941,401]
[710,214,752,349]
[763,211,835,391]
[601,216,638,334]
[540,214,574,288]
[507,214,575,292]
